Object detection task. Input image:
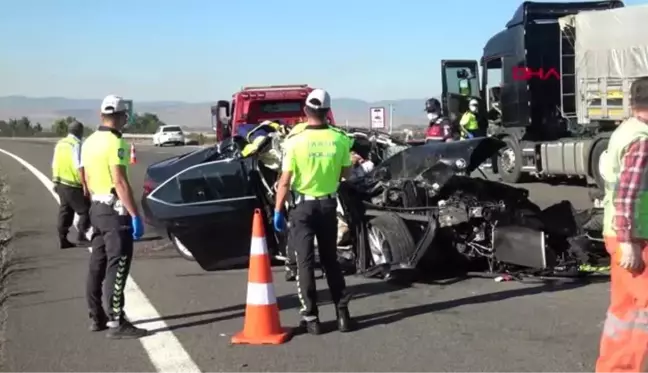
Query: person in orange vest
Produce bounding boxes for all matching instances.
[596,76,648,372]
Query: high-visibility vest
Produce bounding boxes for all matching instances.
[52,135,82,187]
[460,112,479,131]
[601,117,648,238]
[81,128,128,196]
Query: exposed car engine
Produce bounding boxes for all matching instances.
[221,125,607,282]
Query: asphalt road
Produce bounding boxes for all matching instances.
[0,138,609,372]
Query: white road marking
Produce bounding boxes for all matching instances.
[0,148,202,373]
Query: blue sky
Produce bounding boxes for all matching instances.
[1,0,645,102]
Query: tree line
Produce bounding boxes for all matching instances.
[0,112,169,137]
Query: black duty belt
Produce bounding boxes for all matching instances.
[293,192,337,204]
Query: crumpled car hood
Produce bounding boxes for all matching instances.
[367,137,506,180]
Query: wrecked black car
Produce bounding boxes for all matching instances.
[143,127,607,282]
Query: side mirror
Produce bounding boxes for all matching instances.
[212,100,231,141]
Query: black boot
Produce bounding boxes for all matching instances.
[106,319,148,339]
[299,318,322,335]
[59,237,75,249]
[89,313,108,332]
[336,308,356,333]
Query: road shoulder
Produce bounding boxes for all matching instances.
[0,154,155,372]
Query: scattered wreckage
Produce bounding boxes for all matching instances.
[143,124,608,283]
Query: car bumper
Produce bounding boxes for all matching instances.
[160,137,184,143]
[141,194,166,235]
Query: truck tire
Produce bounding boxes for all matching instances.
[367,214,417,283]
[497,136,523,183]
[590,138,609,191]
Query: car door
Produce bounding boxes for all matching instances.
[145,157,258,271]
[440,60,481,123]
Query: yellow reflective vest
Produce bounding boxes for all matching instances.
[52,135,82,187]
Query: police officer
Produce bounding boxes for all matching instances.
[459,99,480,139]
[274,88,355,334]
[424,98,454,142]
[283,116,332,282]
[51,121,91,249]
[81,94,146,338]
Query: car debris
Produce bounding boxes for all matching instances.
[143,124,608,284]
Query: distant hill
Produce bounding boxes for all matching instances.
[0,95,436,131]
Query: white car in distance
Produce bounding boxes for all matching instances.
[153,125,185,146]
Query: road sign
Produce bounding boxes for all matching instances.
[370,107,385,129]
[123,99,135,126]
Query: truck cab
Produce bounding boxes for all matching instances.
[210,84,336,142]
[441,0,625,186]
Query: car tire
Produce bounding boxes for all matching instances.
[590,138,609,191]
[497,135,523,183]
[169,233,196,261]
[367,213,416,283]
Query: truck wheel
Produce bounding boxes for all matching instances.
[367,214,416,283]
[590,138,609,191]
[497,136,523,183]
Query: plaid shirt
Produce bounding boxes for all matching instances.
[613,138,648,242]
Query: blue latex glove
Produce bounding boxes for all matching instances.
[131,215,144,240]
[273,210,286,232]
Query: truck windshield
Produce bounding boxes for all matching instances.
[445,67,480,97]
[256,100,303,113]
[246,99,306,125]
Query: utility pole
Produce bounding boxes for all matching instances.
[388,104,395,135]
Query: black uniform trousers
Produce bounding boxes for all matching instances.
[86,202,134,322]
[290,197,350,319]
[54,183,90,240]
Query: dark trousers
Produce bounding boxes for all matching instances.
[86,202,133,322]
[285,242,297,271]
[54,183,90,240]
[290,198,350,319]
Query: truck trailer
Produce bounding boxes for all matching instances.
[441,0,648,189]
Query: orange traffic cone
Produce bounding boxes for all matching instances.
[129,143,137,165]
[231,209,292,345]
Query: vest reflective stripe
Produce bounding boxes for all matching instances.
[601,118,648,238]
[52,136,81,187]
[602,310,648,338]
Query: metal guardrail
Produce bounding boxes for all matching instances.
[122,132,216,139]
[0,132,217,145]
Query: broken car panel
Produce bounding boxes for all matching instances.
[144,126,608,282]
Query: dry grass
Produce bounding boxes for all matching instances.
[185,132,217,146]
[0,176,13,368]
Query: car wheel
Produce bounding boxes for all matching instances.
[367,213,416,283]
[170,233,196,261]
